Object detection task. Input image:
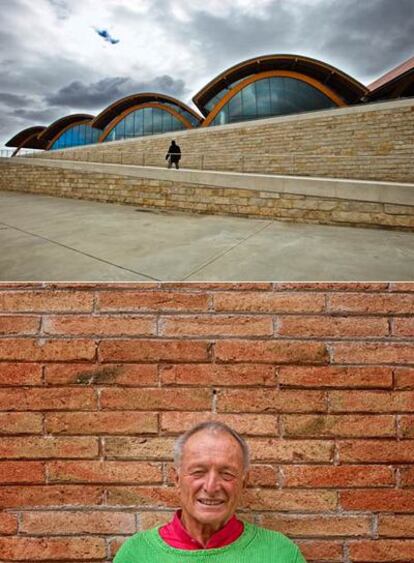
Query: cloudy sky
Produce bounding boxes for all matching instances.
[0,0,413,150]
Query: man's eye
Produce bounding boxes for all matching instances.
[191,471,204,477]
[221,472,235,480]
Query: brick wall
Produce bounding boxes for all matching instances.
[1,161,413,230]
[36,98,414,183]
[1,282,414,562]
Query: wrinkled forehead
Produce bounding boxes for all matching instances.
[181,429,244,467]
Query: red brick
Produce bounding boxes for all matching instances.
[0,537,106,561]
[389,283,414,292]
[296,541,343,562]
[283,465,395,488]
[0,339,96,361]
[249,439,334,463]
[107,486,179,507]
[330,391,414,412]
[277,315,388,338]
[0,363,43,385]
[395,368,414,389]
[241,489,336,511]
[0,513,18,534]
[159,314,273,337]
[97,290,209,312]
[217,389,326,413]
[0,485,103,509]
[276,282,388,291]
[0,388,97,410]
[160,412,277,436]
[48,460,162,483]
[341,490,414,512]
[163,282,272,290]
[213,292,326,313]
[0,436,99,459]
[339,439,414,463]
[0,461,45,483]
[46,411,158,435]
[392,317,414,337]
[328,292,414,314]
[0,412,43,434]
[0,290,94,312]
[160,363,276,386]
[99,339,210,362]
[378,515,414,537]
[282,414,396,438]
[349,540,414,561]
[104,437,175,460]
[20,510,135,535]
[332,342,414,364]
[215,340,328,363]
[45,362,158,385]
[0,315,40,335]
[140,511,174,529]
[279,366,393,388]
[43,314,156,336]
[261,514,371,537]
[101,387,211,411]
[400,415,414,438]
[247,465,278,487]
[400,466,414,487]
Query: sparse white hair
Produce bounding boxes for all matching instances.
[173,421,250,472]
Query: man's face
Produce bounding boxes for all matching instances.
[174,430,247,533]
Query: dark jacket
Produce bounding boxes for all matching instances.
[166,142,181,163]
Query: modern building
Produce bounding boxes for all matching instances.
[6,53,414,155]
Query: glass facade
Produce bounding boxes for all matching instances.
[103,106,186,142]
[211,77,336,126]
[50,124,101,150]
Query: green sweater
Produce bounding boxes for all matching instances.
[113,521,306,562]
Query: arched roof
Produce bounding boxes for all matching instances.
[368,55,414,100]
[91,92,202,129]
[6,126,48,149]
[37,114,95,143]
[193,54,368,114]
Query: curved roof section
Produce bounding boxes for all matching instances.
[37,114,95,143]
[193,54,368,114]
[368,55,414,100]
[6,126,48,149]
[91,92,202,130]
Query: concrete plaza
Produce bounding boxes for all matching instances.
[0,190,413,281]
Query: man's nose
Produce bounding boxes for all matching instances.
[203,471,220,494]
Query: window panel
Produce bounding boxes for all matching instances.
[241,83,257,119]
[152,108,163,134]
[133,110,144,137]
[143,107,153,135]
[256,78,271,117]
[124,112,135,138]
[228,91,242,122]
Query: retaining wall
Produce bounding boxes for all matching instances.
[1,159,413,230]
[1,282,414,562]
[33,98,414,183]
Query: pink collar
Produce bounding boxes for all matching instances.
[159,510,244,550]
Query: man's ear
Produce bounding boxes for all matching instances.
[242,470,249,490]
[173,466,180,488]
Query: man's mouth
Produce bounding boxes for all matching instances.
[197,499,224,506]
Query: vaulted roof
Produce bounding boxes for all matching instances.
[5,126,48,149]
[91,92,201,129]
[193,54,368,114]
[368,55,414,100]
[37,114,95,143]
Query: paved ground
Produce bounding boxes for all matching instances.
[0,190,413,281]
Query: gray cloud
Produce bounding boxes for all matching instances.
[45,75,188,109]
[0,92,31,108]
[1,0,412,149]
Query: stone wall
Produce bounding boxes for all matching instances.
[1,282,414,563]
[33,98,414,183]
[1,160,413,230]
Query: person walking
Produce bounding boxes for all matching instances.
[166,140,181,169]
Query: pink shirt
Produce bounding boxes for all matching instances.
[159,511,244,550]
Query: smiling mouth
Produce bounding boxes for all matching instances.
[197,499,225,506]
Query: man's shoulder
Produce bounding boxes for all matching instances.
[244,522,305,561]
[113,527,159,561]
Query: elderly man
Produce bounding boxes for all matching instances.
[114,421,306,562]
